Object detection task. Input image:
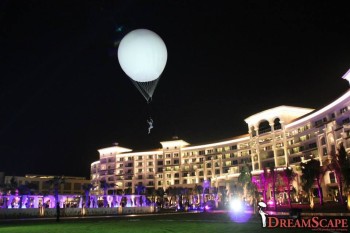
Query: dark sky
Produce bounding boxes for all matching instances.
[1,1,350,178]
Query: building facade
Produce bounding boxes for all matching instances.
[3,174,91,195]
[91,88,350,201]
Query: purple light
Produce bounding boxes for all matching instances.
[228,210,252,223]
[267,200,274,206]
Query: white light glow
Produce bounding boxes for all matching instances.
[231,199,243,212]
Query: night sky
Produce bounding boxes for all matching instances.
[1,1,350,178]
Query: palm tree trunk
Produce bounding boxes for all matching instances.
[54,187,59,208]
[316,179,323,205]
[85,192,90,208]
[273,183,277,211]
[287,181,292,209]
[271,172,277,211]
[309,191,314,209]
[104,189,108,207]
[243,185,247,200]
[337,173,344,205]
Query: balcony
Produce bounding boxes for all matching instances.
[258,128,272,135]
[260,151,274,160]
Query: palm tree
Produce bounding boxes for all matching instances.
[165,186,175,206]
[181,187,191,209]
[99,180,112,207]
[211,187,219,208]
[155,187,165,208]
[135,184,146,206]
[238,164,252,200]
[324,143,348,204]
[337,144,350,203]
[5,176,18,195]
[309,159,324,205]
[269,166,277,210]
[177,187,184,210]
[46,176,65,208]
[82,183,93,208]
[218,186,228,208]
[17,181,39,209]
[194,184,203,207]
[135,184,145,195]
[260,167,269,203]
[300,161,318,208]
[282,166,297,208]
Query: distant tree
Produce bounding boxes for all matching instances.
[5,176,18,195]
[135,184,145,195]
[177,187,185,209]
[135,184,146,206]
[18,181,39,208]
[194,184,203,207]
[211,187,219,208]
[216,186,228,209]
[156,187,165,199]
[155,187,165,207]
[46,176,65,208]
[228,182,243,199]
[165,187,176,206]
[0,183,5,195]
[148,187,156,206]
[124,187,132,195]
[99,180,114,207]
[181,187,191,209]
[82,183,93,208]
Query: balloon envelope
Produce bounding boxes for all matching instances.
[258,202,267,208]
[118,29,167,82]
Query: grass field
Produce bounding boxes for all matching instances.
[0,212,345,233]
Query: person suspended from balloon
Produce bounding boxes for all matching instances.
[118,28,167,133]
[147,117,154,134]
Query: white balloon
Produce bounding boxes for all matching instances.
[118,29,167,82]
[258,201,267,207]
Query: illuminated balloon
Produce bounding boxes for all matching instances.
[118,29,167,83]
[258,201,267,208]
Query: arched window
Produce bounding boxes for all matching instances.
[258,120,271,134]
[274,118,282,130]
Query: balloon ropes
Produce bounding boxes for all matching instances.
[117,29,168,103]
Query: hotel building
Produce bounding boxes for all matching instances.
[91,73,350,201]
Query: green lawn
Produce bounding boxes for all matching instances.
[0,212,335,233]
